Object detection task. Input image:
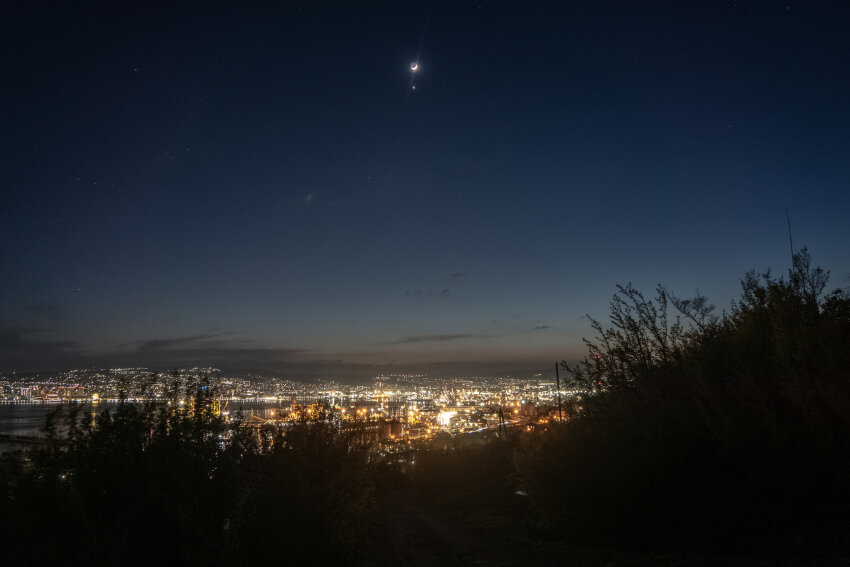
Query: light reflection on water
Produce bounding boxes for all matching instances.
[0,401,292,438]
[225,402,291,421]
[0,403,65,437]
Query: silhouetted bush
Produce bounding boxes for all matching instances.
[518,249,850,558]
[410,435,517,509]
[0,378,377,566]
[224,420,375,565]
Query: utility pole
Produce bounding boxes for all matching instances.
[498,406,507,439]
[555,362,563,422]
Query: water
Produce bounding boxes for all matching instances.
[0,403,62,453]
[0,400,291,453]
[0,403,59,436]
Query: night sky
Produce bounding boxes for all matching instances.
[2,1,849,379]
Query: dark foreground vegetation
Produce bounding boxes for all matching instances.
[2,250,848,566]
[521,249,850,561]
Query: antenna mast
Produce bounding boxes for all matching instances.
[786,206,795,266]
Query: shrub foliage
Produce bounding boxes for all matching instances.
[0,377,375,566]
[518,249,850,556]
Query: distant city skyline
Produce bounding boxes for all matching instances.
[2,2,849,377]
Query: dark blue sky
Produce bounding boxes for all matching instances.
[2,1,849,378]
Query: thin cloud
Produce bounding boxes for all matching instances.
[0,330,311,373]
[387,334,492,345]
[133,333,226,352]
[0,326,86,370]
[128,346,311,367]
[123,333,311,364]
[404,288,452,297]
